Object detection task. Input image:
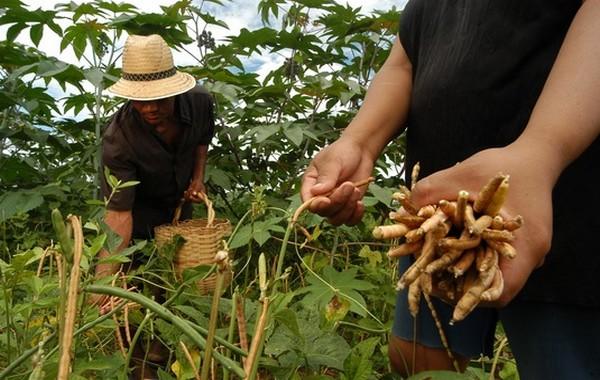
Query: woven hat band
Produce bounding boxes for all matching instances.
[122,67,177,82]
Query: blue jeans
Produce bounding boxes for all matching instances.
[393,290,600,380]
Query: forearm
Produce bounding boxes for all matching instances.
[192,144,209,184]
[341,36,413,161]
[512,0,600,182]
[95,210,133,277]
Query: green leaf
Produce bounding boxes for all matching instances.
[86,234,107,258]
[273,308,301,337]
[119,240,147,257]
[296,266,376,317]
[253,229,271,246]
[342,337,380,380]
[228,224,252,249]
[84,67,104,87]
[368,183,394,205]
[6,22,26,41]
[358,245,382,268]
[499,361,520,380]
[283,123,304,147]
[196,11,228,29]
[118,180,140,189]
[97,254,131,264]
[72,352,125,373]
[265,310,350,371]
[294,0,333,8]
[36,60,69,77]
[253,124,280,143]
[0,190,44,222]
[29,23,43,46]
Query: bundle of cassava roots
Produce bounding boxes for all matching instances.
[373,168,523,324]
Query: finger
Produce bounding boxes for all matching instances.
[301,165,319,202]
[411,169,470,208]
[345,200,366,226]
[326,188,363,225]
[310,182,355,217]
[309,156,344,196]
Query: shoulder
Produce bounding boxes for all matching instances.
[104,102,134,138]
[103,103,134,159]
[180,84,214,105]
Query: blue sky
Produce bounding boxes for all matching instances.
[9,0,407,67]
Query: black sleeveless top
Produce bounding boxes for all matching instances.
[399,0,600,307]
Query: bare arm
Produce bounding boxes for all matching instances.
[300,36,413,224]
[511,0,600,183]
[185,144,209,201]
[410,0,600,305]
[341,36,414,161]
[94,210,133,278]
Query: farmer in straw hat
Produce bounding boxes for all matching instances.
[91,34,216,377]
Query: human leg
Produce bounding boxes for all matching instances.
[500,300,600,380]
[390,287,497,376]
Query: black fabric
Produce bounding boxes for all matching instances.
[100,85,215,239]
[399,0,600,307]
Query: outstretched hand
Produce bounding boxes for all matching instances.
[410,146,555,306]
[301,137,375,225]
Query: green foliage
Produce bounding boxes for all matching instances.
[296,266,376,317]
[0,1,516,379]
[264,309,351,376]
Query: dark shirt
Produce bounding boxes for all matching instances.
[101,85,215,239]
[399,0,600,307]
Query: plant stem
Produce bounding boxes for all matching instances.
[335,320,389,334]
[223,290,238,380]
[3,281,12,364]
[1,302,127,379]
[244,297,270,380]
[489,336,509,380]
[57,215,83,380]
[330,230,339,266]
[201,265,226,379]
[93,82,103,200]
[123,310,153,379]
[85,285,246,378]
[273,220,293,292]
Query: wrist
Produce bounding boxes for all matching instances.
[339,128,382,164]
[507,135,565,186]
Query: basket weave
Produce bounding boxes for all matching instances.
[154,194,231,294]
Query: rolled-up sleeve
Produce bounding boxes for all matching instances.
[198,93,215,145]
[100,128,137,211]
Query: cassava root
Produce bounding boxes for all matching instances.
[373,172,522,323]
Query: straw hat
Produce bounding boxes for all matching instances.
[107,34,196,101]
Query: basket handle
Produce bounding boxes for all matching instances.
[172,192,216,226]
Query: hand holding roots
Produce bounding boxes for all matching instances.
[374,170,523,324]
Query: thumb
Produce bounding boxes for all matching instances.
[411,168,465,208]
[302,159,344,199]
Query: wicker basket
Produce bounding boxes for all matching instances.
[154,194,231,294]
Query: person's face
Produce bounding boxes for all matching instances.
[131,97,175,126]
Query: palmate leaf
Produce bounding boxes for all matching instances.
[283,123,304,147]
[296,266,376,317]
[228,27,278,54]
[0,190,44,222]
[368,183,395,206]
[228,217,285,249]
[341,337,380,380]
[265,310,350,371]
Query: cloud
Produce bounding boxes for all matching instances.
[3,0,407,111]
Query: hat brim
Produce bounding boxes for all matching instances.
[107,71,196,101]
